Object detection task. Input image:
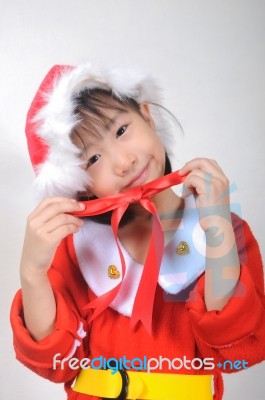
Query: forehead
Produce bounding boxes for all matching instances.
[71,89,140,150]
[71,108,128,153]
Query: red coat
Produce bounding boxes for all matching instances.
[10,213,265,400]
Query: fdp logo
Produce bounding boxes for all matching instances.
[217,359,249,370]
[160,180,247,302]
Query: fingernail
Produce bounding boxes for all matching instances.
[78,202,85,210]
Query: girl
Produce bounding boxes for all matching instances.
[11,62,265,400]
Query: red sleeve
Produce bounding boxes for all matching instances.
[186,214,265,370]
[10,235,90,383]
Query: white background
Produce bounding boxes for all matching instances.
[0,0,264,399]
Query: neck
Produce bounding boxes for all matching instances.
[128,203,152,222]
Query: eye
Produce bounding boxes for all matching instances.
[86,154,101,168]
[116,125,127,138]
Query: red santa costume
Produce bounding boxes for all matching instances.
[10,63,265,400]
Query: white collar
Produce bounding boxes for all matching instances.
[73,195,206,316]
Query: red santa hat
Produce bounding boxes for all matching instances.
[25,62,171,199]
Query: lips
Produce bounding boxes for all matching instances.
[125,163,149,188]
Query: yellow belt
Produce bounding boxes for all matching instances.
[72,368,213,399]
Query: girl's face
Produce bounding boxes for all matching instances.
[76,103,165,198]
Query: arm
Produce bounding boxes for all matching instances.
[20,269,56,341]
[186,214,265,370]
[179,157,246,310]
[11,234,90,383]
[180,158,265,369]
[203,211,241,311]
[10,197,90,383]
[19,197,84,340]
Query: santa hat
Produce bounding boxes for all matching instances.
[26,62,172,199]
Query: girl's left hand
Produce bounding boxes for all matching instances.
[179,158,231,232]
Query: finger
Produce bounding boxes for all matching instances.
[31,197,82,220]
[182,172,224,196]
[182,172,229,204]
[39,214,84,234]
[210,159,224,173]
[182,175,207,197]
[32,196,77,214]
[181,185,195,198]
[179,158,224,177]
[48,224,83,246]
[183,169,226,186]
[29,199,85,226]
[182,170,211,198]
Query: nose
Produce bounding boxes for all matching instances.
[111,145,136,175]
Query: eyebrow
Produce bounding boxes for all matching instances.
[103,109,127,130]
[77,110,128,156]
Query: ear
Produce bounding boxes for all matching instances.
[139,102,155,128]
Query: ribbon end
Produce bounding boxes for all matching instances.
[130,314,153,336]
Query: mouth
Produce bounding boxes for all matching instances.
[125,163,150,189]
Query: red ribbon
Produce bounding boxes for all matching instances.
[71,170,185,335]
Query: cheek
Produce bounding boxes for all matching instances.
[88,174,118,198]
[141,128,163,150]
[153,138,166,171]
[153,136,165,158]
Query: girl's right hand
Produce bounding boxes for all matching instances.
[20,197,85,275]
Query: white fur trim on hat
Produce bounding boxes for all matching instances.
[29,62,171,199]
